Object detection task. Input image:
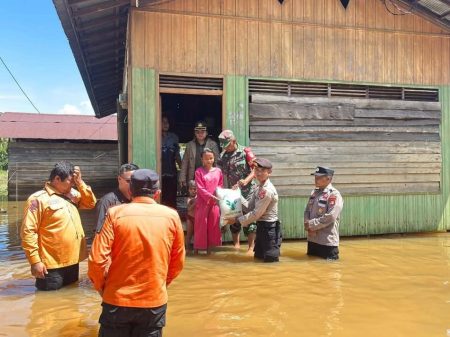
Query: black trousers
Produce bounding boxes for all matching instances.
[99,303,167,337]
[35,263,79,291]
[161,175,177,209]
[254,220,282,263]
[307,241,339,260]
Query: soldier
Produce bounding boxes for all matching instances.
[217,130,257,253]
[225,158,281,262]
[304,166,344,260]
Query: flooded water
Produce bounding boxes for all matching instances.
[0,201,449,337]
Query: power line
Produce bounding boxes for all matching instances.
[0,55,41,113]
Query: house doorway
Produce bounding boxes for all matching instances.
[160,93,222,218]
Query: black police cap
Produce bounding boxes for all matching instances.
[254,158,272,169]
[311,166,334,176]
[131,169,160,190]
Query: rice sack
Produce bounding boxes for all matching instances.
[216,187,243,227]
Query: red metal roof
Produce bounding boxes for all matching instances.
[0,112,117,141]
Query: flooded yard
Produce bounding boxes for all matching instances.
[0,201,449,337]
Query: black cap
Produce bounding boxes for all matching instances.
[130,169,160,191]
[194,121,207,130]
[254,158,272,169]
[311,166,334,176]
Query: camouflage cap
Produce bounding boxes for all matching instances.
[218,129,235,148]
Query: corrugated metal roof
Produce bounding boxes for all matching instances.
[0,112,117,141]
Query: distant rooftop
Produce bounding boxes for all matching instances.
[0,112,117,141]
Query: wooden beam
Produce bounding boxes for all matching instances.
[159,88,223,96]
[72,0,129,18]
[76,15,127,32]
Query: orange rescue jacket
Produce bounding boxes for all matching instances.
[88,197,185,308]
[21,182,97,268]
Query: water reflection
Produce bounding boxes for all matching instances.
[0,201,449,337]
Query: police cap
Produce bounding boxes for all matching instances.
[254,158,272,169]
[194,121,207,130]
[311,166,334,176]
[130,169,160,192]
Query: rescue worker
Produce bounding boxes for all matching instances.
[304,166,343,260]
[88,169,185,337]
[179,121,220,188]
[21,161,96,290]
[217,129,257,252]
[225,158,281,262]
[94,163,139,233]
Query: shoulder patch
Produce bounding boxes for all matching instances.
[258,189,267,199]
[28,199,39,213]
[328,195,337,207]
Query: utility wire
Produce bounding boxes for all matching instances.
[0,55,40,113]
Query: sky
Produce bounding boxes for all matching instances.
[0,1,94,115]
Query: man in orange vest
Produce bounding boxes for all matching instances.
[88,168,185,337]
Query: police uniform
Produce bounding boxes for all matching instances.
[304,166,343,260]
[218,130,257,236]
[237,158,281,262]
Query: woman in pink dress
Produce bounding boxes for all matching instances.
[194,148,223,254]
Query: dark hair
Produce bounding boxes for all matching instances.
[49,161,74,181]
[118,163,139,176]
[201,147,214,158]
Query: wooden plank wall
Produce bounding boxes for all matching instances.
[132,0,450,85]
[8,141,118,201]
[249,94,441,196]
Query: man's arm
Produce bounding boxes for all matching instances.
[94,196,111,233]
[88,211,115,293]
[166,215,185,286]
[238,191,272,226]
[179,143,191,186]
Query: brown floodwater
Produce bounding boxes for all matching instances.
[0,201,449,337]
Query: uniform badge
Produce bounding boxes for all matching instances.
[328,196,336,207]
[258,189,266,199]
[318,207,324,214]
[28,200,38,212]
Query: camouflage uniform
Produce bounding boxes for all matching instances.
[218,144,257,235]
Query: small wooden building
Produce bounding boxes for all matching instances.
[0,112,118,200]
[54,0,450,237]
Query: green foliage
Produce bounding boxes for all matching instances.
[0,139,7,170]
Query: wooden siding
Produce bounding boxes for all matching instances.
[8,141,118,201]
[249,94,441,196]
[132,0,450,85]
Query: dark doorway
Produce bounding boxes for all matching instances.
[160,93,222,217]
[161,94,222,144]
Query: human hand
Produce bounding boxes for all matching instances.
[73,166,83,186]
[31,262,48,279]
[232,184,239,190]
[238,179,246,187]
[224,217,236,225]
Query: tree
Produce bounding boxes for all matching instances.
[0,139,8,170]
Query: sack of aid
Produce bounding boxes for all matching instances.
[216,187,243,227]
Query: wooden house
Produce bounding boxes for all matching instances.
[0,112,118,200]
[54,0,450,237]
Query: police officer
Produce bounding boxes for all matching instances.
[304,166,343,260]
[226,158,281,262]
